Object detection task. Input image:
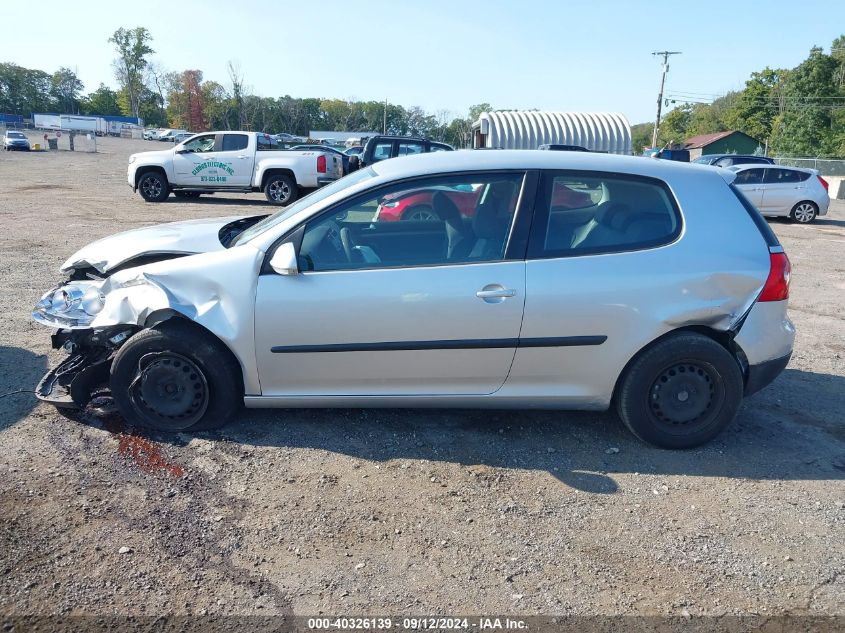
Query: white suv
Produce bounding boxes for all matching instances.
[730,165,830,223]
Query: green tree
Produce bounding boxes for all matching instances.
[50,67,84,113]
[109,26,154,118]
[80,84,121,116]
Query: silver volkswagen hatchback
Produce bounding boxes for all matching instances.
[33,151,794,448]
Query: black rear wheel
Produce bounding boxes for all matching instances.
[264,174,298,206]
[615,332,744,449]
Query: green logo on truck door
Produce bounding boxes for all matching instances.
[192,160,235,182]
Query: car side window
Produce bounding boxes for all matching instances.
[297,173,525,272]
[180,134,215,153]
[764,168,801,184]
[397,142,424,156]
[257,134,282,151]
[221,134,249,152]
[734,169,765,185]
[529,172,681,258]
[371,142,393,162]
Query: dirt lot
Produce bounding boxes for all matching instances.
[0,133,843,621]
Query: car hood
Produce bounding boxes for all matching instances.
[60,215,251,275]
[131,148,172,163]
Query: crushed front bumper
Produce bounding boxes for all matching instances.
[35,328,131,408]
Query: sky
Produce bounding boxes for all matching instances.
[3,0,844,124]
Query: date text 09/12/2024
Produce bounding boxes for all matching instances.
[307,617,527,630]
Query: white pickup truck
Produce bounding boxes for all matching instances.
[127,131,343,205]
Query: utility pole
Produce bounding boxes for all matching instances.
[383,97,388,134]
[651,51,681,149]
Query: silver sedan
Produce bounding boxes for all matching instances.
[32,151,794,448]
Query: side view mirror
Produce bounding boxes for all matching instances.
[269,242,299,276]
[175,147,187,154]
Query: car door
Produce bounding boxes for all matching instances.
[731,168,766,208]
[760,167,802,216]
[253,171,530,396]
[172,133,217,185]
[210,133,254,187]
[509,171,683,403]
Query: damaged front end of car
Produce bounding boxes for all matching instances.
[32,279,134,408]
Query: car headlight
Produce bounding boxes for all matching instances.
[33,281,106,328]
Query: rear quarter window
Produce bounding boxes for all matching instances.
[528,172,682,259]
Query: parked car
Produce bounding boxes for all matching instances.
[34,151,793,449]
[358,135,454,168]
[127,131,343,205]
[344,146,364,157]
[143,129,163,141]
[3,130,30,151]
[273,133,307,143]
[158,129,186,142]
[693,154,774,168]
[170,131,194,143]
[729,164,830,223]
[538,144,590,152]
[375,180,593,222]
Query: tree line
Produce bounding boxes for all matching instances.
[632,35,845,157]
[2,27,843,156]
[0,27,485,147]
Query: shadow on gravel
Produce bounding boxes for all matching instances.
[812,217,845,228]
[164,196,271,207]
[0,345,47,431]
[73,367,845,494]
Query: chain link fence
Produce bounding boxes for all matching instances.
[773,157,845,177]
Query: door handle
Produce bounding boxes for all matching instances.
[476,285,516,303]
[237,155,248,159]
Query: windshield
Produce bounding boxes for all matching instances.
[8,132,25,139]
[231,167,379,246]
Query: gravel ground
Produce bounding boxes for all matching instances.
[0,134,843,619]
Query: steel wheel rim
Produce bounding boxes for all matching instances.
[141,176,162,198]
[269,180,290,202]
[647,361,725,434]
[794,203,815,223]
[129,352,209,430]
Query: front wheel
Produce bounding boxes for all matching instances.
[137,171,170,202]
[790,201,817,224]
[615,333,744,449]
[402,205,439,221]
[264,174,298,206]
[110,321,243,432]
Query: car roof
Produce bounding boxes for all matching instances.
[369,149,729,182]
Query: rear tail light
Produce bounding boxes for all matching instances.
[759,251,791,302]
[817,175,829,192]
[317,154,326,174]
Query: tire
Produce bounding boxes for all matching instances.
[402,205,438,221]
[110,320,243,432]
[790,201,817,224]
[137,171,169,202]
[615,332,744,449]
[264,173,298,206]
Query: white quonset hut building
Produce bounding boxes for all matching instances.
[472,111,632,155]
